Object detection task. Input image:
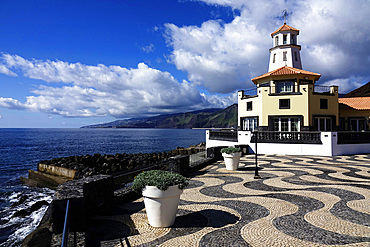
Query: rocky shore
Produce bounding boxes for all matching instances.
[18,142,208,247]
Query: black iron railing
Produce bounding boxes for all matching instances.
[337,131,370,144]
[209,130,238,142]
[251,131,322,144]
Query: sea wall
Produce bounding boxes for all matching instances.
[38,143,206,179]
[20,143,206,189]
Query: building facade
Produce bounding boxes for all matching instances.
[239,23,339,133]
[207,22,370,156]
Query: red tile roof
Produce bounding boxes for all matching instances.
[251,66,321,84]
[271,24,300,37]
[339,97,370,110]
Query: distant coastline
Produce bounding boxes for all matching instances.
[81,104,238,129]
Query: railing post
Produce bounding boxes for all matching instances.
[253,131,261,179]
[61,200,70,247]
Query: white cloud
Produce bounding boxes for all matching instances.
[164,17,269,93]
[322,76,370,94]
[165,0,370,94]
[141,43,155,53]
[0,64,17,77]
[0,115,2,119]
[1,0,369,120]
[0,54,233,117]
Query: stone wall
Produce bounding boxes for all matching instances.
[37,143,206,179]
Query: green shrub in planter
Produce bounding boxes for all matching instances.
[220,147,241,154]
[132,170,189,194]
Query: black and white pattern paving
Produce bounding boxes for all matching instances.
[89,154,370,246]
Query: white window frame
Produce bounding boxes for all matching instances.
[274,117,300,132]
[316,117,332,131]
[243,117,258,131]
[277,82,293,93]
[283,34,287,44]
[349,118,366,132]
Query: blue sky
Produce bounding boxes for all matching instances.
[1,0,370,128]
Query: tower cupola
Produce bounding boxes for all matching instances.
[268,23,302,72]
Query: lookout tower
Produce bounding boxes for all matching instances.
[268,18,302,72]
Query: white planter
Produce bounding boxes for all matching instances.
[142,185,182,227]
[222,152,242,170]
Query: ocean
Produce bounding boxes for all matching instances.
[0,128,206,246]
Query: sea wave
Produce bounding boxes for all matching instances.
[0,188,54,247]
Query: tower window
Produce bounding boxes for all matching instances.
[291,35,295,44]
[275,36,279,46]
[283,51,287,61]
[294,52,298,61]
[283,34,287,44]
[273,53,276,63]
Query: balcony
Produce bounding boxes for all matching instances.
[269,85,301,95]
[240,88,258,99]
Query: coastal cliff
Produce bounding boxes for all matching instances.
[81,104,238,129]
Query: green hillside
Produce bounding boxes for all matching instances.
[81,104,238,129]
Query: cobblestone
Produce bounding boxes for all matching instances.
[86,154,370,246]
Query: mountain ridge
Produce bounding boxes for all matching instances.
[81,104,237,129]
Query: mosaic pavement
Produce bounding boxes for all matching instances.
[86,154,370,246]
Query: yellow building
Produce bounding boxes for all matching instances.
[238,23,339,132]
[208,22,370,156]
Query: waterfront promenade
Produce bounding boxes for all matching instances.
[55,154,370,246]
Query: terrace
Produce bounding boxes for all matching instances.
[206,129,370,156]
[52,154,370,246]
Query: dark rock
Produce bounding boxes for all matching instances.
[12,201,49,218]
[21,227,52,247]
[10,194,28,208]
[30,200,49,212]
[12,209,31,218]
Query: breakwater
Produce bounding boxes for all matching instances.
[20,143,206,189]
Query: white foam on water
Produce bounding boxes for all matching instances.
[3,206,49,246]
[0,188,54,247]
[7,193,22,203]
